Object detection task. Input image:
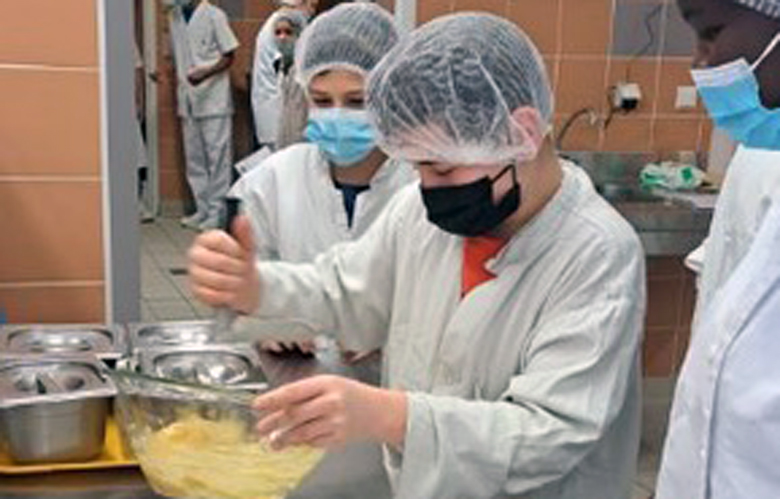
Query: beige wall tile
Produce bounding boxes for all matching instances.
[0,285,104,323]
[0,0,97,67]
[0,181,103,282]
[0,69,100,176]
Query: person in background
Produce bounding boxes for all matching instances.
[655,1,780,497]
[230,3,414,354]
[167,0,239,231]
[273,10,310,150]
[251,0,318,151]
[189,13,645,499]
[133,39,153,223]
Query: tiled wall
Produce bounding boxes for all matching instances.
[644,257,695,377]
[0,1,105,322]
[418,0,712,156]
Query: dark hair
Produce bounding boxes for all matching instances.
[313,0,353,17]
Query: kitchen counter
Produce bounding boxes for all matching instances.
[0,344,392,499]
[612,197,712,257]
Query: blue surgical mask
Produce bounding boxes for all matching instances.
[692,32,780,150]
[305,108,377,167]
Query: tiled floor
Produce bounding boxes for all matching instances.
[140,216,210,322]
[139,215,666,498]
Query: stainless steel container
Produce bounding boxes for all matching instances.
[136,344,267,390]
[0,354,116,464]
[0,324,128,363]
[127,321,213,353]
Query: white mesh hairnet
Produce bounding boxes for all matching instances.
[295,3,399,89]
[367,13,553,166]
[275,8,308,34]
[732,0,780,19]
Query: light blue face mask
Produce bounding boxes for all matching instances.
[692,32,780,150]
[305,108,377,167]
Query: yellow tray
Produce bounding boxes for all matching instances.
[0,417,138,475]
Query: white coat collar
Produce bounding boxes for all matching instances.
[486,160,591,273]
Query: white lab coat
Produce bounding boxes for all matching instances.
[694,146,780,322]
[656,202,780,499]
[253,162,646,499]
[251,11,283,145]
[230,144,416,262]
[169,2,239,118]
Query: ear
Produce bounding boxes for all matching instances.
[510,107,545,152]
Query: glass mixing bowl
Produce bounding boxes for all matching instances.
[110,370,324,499]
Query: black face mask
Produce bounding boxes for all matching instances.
[420,164,521,237]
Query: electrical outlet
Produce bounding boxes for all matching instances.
[613,82,642,112]
[675,86,698,109]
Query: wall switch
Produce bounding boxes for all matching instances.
[675,86,698,109]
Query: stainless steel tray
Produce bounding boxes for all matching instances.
[0,324,127,361]
[0,354,115,408]
[135,344,267,390]
[127,321,213,352]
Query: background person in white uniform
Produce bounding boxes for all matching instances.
[189,13,645,499]
[678,0,780,321]
[251,0,318,150]
[167,0,239,231]
[655,0,780,497]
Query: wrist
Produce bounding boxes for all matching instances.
[370,387,407,449]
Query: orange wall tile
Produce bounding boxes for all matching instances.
[657,59,703,115]
[556,59,608,114]
[452,0,507,16]
[653,118,703,155]
[0,1,105,323]
[602,118,653,152]
[0,68,100,177]
[560,0,612,55]
[607,59,659,117]
[507,0,560,56]
[0,182,104,283]
[0,285,104,324]
[0,0,98,67]
[418,0,453,24]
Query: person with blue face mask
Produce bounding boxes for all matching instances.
[228,3,414,353]
[188,13,645,499]
[656,1,780,498]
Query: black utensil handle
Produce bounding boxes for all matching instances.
[222,197,241,235]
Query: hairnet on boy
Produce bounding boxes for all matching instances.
[367,13,553,165]
[733,0,780,19]
[295,3,399,89]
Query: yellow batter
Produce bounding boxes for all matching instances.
[135,415,324,499]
